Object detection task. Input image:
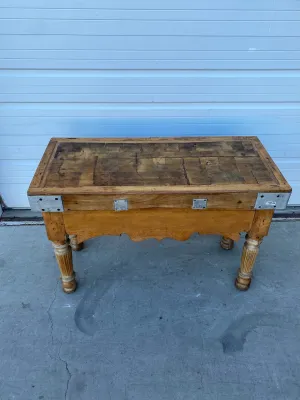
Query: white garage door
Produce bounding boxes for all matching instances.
[1,0,300,207]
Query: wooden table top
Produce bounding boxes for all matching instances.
[28,137,291,196]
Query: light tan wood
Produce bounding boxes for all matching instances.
[63,192,257,211]
[69,234,83,251]
[52,241,76,293]
[248,209,274,240]
[235,210,274,291]
[42,212,66,243]
[63,209,255,244]
[32,137,290,293]
[29,139,57,188]
[220,236,234,250]
[29,183,287,196]
[235,236,261,291]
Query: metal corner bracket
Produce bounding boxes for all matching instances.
[114,199,128,211]
[254,192,291,210]
[28,195,64,212]
[192,198,207,209]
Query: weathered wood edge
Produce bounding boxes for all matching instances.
[51,136,258,143]
[28,183,290,196]
[27,138,58,192]
[252,137,292,192]
[28,136,292,195]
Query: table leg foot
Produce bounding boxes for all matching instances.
[235,235,261,291]
[69,235,83,251]
[52,241,77,293]
[220,236,234,250]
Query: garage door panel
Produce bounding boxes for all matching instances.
[1,0,300,10]
[0,1,299,207]
[2,20,300,37]
[3,35,300,52]
[2,8,300,20]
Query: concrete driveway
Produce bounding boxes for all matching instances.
[0,222,299,400]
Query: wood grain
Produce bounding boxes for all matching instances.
[236,236,261,291]
[248,210,274,240]
[63,193,257,211]
[28,136,292,199]
[52,241,76,293]
[29,138,57,188]
[42,212,66,243]
[62,209,255,244]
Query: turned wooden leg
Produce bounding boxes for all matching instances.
[220,236,234,250]
[235,210,273,291]
[52,241,77,293]
[69,234,83,251]
[235,235,261,291]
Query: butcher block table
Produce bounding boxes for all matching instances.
[28,137,291,293]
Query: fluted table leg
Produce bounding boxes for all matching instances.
[52,241,77,293]
[235,235,261,290]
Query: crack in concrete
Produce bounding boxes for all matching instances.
[47,280,72,399]
[58,344,72,400]
[47,280,59,346]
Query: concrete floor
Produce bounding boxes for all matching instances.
[0,222,300,400]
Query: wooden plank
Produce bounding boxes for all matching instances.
[63,209,255,244]
[27,136,292,196]
[28,138,57,189]
[217,157,245,183]
[53,136,257,144]
[63,192,257,211]
[251,157,276,184]
[235,157,258,184]
[28,182,287,196]
[183,157,209,185]
[253,138,292,190]
[78,156,98,187]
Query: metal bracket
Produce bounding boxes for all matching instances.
[114,199,128,211]
[28,196,64,212]
[254,192,291,210]
[192,199,207,209]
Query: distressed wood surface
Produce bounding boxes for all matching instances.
[28,137,291,197]
[63,192,257,211]
[36,137,283,293]
[62,209,255,244]
[42,212,66,243]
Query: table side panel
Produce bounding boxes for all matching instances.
[63,209,255,243]
[63,193,257,211]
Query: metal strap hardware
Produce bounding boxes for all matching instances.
[114,199,128,211]
[254,192,291,210]
[192,199,207,209]
[28,195,64,212]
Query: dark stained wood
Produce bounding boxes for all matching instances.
[28,137,292,197]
